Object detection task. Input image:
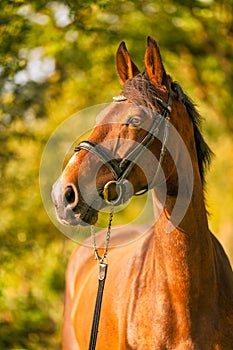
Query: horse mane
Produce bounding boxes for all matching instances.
[122,72,213,184]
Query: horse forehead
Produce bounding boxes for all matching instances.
[96,102,143,125]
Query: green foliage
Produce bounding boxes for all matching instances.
[1,0,233,348]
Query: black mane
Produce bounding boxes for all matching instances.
[122,72,213,184]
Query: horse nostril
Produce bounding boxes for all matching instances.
[65,186,75,203]
[64,185,78,209]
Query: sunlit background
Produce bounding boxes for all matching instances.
[1,1,233,349]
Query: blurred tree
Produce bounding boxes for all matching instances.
[0,0,232,348]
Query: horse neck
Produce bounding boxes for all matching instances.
[150,164,217,308]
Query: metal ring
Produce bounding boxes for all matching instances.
[103,180,123,205]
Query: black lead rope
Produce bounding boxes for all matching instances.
[88,263,108,350]
[88,208,113,350]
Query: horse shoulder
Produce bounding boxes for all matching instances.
[62,241,95,350]
[211,232,233,347]
[211,232,233,294]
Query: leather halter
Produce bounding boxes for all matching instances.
[75,92,172,204]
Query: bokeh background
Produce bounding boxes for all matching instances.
[1,1,233,349]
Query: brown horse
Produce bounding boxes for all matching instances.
[52,37,233,349]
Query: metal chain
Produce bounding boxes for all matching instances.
[148,115,170,190]
[91,205,114,263]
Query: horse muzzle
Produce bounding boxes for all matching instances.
[51,179,98,226]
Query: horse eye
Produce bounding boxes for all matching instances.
[127,116,142,127]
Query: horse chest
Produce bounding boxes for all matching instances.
[101,249,192,349]
[119,276,192,349]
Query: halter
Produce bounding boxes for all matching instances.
[75,92,172,205]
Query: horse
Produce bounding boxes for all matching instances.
[52,37,233,349]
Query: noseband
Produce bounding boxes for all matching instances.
[75,93,172,205]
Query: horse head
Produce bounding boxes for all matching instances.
[51,37,209,227]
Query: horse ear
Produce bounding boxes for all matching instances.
[116,41,140,84]
[144,36,169,89]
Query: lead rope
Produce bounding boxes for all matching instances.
[88,205,114,350]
